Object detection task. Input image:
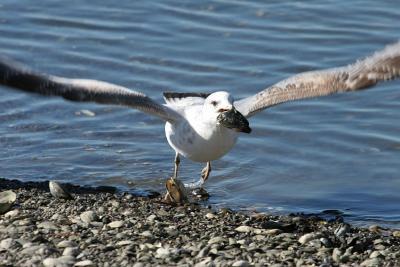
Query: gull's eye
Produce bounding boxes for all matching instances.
[210,101,218,107]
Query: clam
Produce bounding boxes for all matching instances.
[49,181,73,199]
[0,190,16,214]
[164,177,189,204]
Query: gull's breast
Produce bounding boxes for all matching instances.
[165,120,238,163]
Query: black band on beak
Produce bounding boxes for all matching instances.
[217,108,252,134]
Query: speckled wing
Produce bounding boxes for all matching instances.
[235,41,400,118]
[0,57,181,123]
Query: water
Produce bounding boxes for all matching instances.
[0,0,399,227]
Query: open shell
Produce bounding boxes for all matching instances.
[0,190,16,214]
[49,181,73,199]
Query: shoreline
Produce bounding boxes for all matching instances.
[1,178,399,266]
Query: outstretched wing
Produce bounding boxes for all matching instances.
[235,42,400,117]
[0,57,181,123]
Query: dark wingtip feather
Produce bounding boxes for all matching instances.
[163,92,211,100]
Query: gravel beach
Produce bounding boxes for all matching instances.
[0,178,399,267]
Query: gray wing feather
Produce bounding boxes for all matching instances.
[0,57,180,122]
[235,41,400,117]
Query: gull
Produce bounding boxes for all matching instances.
[0,42,400,203]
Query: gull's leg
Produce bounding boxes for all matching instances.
[173,152,180,180]
[184,161,212,190]
[186,162,211,200]
[165,152,188,204]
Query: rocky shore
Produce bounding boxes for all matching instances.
[0,178,399,267]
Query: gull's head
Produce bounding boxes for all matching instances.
[203,91,251,134]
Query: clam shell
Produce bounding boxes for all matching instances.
[49,181,73,199]
[0,190,17,214]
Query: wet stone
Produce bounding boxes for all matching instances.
[108,220,124,228]
[80,211,98,224]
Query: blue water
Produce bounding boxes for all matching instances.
[0,0,399,227]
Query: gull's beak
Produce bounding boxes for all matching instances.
[217,107,252,134]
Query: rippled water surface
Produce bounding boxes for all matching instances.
[1,1,399,226]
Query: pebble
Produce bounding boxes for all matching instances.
[360,258,382,266]
[43,256,76,267]
[368,225,382,233]
[80,211,98,224]
[332,248,342,263]
[208,236,227,245]
[235,225,254,233]
[108,220,124,228]
[205,213,216,219]
[140,230,153,237]
[63,247,80,257]
[1,178,399,266]
[369,251,382,258]
[4,209,19,218]
[392,231,400,237]
[37,221,58,230]
[146,214,157,222]
[156,247,171,258]
[74,260,94,266]
[57,240,78,248]
[334,223,350,237]
[0,238,14,250]
[298,233,320,245]
[232,260,250,267]
[49,181,73,200]
[116,240,134,246]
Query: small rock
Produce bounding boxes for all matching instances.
[208,236,227,245]
[156,247,171,258]
[232,260,250,267]
[0,190,16,214]
[140,230,152,237]
[360,258,382,266]
[368,225,382,233]
[157,209,169,217]
[320,237,332,248]
[369,251,382,258]
[57,240,78,248]
[43,256,75,267]
[205,213,216,219]
[332,248,342,263]
[80,211,98,224]
[117,240,134,246]
[146,214,157,223]
[74,260,94,266]
[298,233,320,245]
[0,238,14,251]
[235,225,253,233]
[108,220,124,228]
[42,258,59,267]
[4,209,19,218]
[334,224,350,237]
[253,228,282,235]
[49,181,73,200]
[392,231,400,237]
[196,246,210,258]
[37,221,58,230]
[194,257,213,267]
[63,247,80,257]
